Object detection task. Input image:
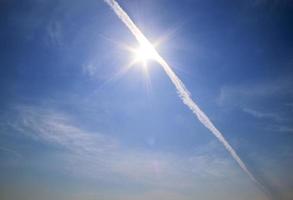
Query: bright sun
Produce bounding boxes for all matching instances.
[133,43,157,65]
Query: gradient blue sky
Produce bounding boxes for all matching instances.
[0,0,293,199]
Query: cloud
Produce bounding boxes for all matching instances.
[12,105,118,156]
[0,104,270,199]
[242,108,283,122]
[0,146,22,159]
[46,21,63,46]
[247,149,293,200]
[217,77,293,107]
[266,125,293,133]
[278,126,293,133]
[82,63,97,77]
[5,106,234,181]
[217,78,293,136]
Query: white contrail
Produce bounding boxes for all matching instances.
[104,0,267,194]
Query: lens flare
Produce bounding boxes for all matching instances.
[132,41,158,69]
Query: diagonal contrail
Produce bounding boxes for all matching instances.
[104,0,268,196]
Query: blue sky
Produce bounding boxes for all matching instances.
[0,0,293,199]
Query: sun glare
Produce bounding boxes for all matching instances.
[133,43,157,65]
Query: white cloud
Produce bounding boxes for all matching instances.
[46,21,63,46]
[278,126,293,133]
[267,125,293,133]
[82,63,97,77]
[242,108,283,122]
[0,146,22,159]
[217,77,293,107]
[0,105,267,200]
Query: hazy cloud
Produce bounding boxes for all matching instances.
[0,104,265,199]
[217,77,293,107]
[242,108,283,122]
[82,63,97,77]
[46,21,63,46]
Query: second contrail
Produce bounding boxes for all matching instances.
[104,0,268,196]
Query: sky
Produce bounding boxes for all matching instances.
[0,0,293,200]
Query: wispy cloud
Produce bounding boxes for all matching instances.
[266,125,293,133]
[82,63,97,77]
[218,78,293,137]
[247,148,293,200]
[278,126,293,133]
[46,21,63,46]
[0,146,22,159]
[0,104,272,199]
[242,108,283,122]
[217,77,293,107]
[12,105,118,156]
[3,105,261,192]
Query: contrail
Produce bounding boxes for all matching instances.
[104,0,267,195]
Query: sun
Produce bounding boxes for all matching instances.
[118,40,158,75]
[133,42,157,65]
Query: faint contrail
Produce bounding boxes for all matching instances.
[104,0,266,194]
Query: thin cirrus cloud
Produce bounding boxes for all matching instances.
[217,77,293,107]
[7,105,222,182]
[46,21,63,47]
[242,108,283,122]
[0,104,266,200]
